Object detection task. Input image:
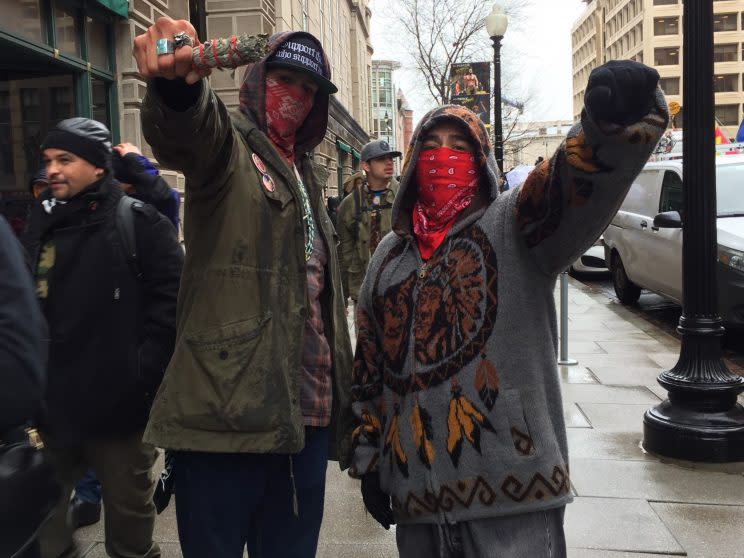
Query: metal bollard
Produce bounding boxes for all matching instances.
[558,270,578,366]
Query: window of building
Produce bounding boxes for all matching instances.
[86,16,110,70]
[716,104,739,125]
[655,47,680,66]
[55,6,81,57]
[0,0,47,43]
[653,0,677,4]
[714,73,738,92]
[714,43,738,62]
[659,76,680,95]
[713,13,737,32]
[302,0,309,31]
[654,17,679,35]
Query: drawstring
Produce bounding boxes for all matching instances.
[436,522,447,558]
[289,455,299,517]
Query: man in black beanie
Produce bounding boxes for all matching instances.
[22,117,183,558]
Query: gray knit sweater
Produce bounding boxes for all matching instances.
[349,95,668,525]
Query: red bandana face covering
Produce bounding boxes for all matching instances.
[412,147,479,260]
[265,76,315,163]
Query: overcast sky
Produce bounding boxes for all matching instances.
[369,0,588,126]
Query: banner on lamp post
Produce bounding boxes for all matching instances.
[449,62,491,125]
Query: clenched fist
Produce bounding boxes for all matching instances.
[132,17,212,84]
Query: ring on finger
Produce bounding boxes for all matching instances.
[155,38,175,56]
[173,31,193,49]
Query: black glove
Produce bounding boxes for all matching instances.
[112,152,159,189]
[153,450,175,514]
[584,60,660,126]
[360,472,394,529]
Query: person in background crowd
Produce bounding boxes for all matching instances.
[30,169,50,200]
[113,143,181,231]
[0,215,57,558]
[23,117,183,558]
[326,195,340,228]
[67,142,183,530]
[336,139,400,309]
[343,170,364,196]
[349,61,666,556]
[134,18,353,557]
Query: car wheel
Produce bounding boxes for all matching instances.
[612,253,641,304]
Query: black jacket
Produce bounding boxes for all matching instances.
[0,216,46,433]
[22,176,183,446]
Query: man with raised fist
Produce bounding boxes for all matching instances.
[133,18,353,558]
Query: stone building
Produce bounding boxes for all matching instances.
[572,0,744,138]
[0,0,373,231]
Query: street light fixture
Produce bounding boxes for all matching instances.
[486,3,508,172]
[643,0,744,462]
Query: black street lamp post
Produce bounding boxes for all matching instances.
[643,0,744,462]
[486,4,508,173]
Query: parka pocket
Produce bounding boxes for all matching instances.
[181,313,279,431]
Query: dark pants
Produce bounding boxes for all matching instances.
[175,426,329,558]
[396,507,567,558]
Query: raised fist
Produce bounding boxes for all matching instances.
[585,60,660,126]
[132,17,211,84]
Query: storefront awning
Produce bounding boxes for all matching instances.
[352,149,361,160]
[94,0,129,18]
[336,139,352,154]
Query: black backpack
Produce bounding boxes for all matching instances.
[115,195,143,280]
[350,187,393,241]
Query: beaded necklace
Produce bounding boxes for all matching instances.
[294,167,315,261]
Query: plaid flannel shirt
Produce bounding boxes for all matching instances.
[300,211,333,426]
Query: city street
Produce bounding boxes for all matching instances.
[73,277,744,558]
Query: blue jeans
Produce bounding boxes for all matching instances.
[74,469,101,504]
[175,426,329,558]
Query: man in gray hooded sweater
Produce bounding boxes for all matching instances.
[349,61,667,556]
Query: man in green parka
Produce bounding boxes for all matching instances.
[337,140,400,306]
[133,18,353,558]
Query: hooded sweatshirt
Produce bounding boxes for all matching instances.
[349,99,668,525]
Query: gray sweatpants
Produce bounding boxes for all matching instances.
[396,507,566,558]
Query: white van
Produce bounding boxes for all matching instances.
[603,153,744,326]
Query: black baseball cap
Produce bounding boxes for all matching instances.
[266,34,338,94]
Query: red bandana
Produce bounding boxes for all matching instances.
[265,76,314,163]
[412,147,479,260]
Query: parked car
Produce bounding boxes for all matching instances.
[603,153,744,325]
[570,235,608,274]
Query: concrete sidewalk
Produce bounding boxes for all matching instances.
[77,277,744,557]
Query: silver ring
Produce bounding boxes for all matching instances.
[173,32,194,49]
[155,38,175,56]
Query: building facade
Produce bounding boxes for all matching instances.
[572,0,744,138]
[503,120,574,170]
[0,0,373,232]
[396,88,413,160]
[370,59,400,149]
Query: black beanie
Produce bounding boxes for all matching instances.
[41,117,112,170]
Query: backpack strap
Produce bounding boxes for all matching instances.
[351,187,361,241]
[116,195,144,280]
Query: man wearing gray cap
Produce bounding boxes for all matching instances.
[337,139,401,308]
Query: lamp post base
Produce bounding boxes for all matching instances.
[644,401,744,462]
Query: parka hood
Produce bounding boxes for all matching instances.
[238,31,333,156]
[391,105,503,237]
